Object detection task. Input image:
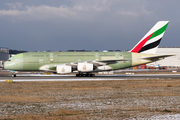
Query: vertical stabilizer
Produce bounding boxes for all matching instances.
[130,21,169,54]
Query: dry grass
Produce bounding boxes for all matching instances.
[0,96,52,102]
[0,79,180,119]
[3,109,82,120]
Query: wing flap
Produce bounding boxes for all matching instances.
[94,59,132,62]
[90,59,132,66]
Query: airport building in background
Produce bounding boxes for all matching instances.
[0,47,9,68]
[0,47,9,61]
[147,47,180,68]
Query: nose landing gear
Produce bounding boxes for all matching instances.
[11,74,16,77]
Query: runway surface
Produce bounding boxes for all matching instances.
[0,73,180,82]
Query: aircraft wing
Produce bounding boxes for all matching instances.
[39,58,132,72]
[65,59,132,66]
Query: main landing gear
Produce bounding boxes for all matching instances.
[76,73,95,77]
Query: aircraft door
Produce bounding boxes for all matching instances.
[14,57,23,70]
[39,59,44,66]
[50,53,53,62]
[115,53,119,58]
[95,53,99,60]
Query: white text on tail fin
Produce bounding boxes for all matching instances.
[130,21,169,54]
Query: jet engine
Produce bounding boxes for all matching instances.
[77,63,95,72]
[56,65,72,74]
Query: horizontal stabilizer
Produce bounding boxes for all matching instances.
[140,54,174,60]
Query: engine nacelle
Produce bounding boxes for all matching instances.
[77,63,94,72]
[98,65,112,70]
[56,65,72,74]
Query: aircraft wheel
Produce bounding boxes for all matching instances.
[91,74,95,77]
[12,74,16,77]
[76,74,92,77]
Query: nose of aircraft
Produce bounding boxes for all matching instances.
[4,61,9,70]
[4,60,15,70]
[4,53,24,71]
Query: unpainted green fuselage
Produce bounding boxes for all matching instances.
[4,51,157,72]
[5,51,134,71]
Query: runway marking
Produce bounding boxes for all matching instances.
[0,78,169,82]
[17,74,180,77]
[0,79,127,82]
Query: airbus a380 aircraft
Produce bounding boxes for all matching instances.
[4,21,172,77]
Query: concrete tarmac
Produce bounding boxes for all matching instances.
[0,74,180,82]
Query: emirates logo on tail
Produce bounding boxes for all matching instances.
[130,21,169,54]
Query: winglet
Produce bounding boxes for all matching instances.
[130,21,169,54]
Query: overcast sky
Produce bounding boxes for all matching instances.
[0,0,179,51]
